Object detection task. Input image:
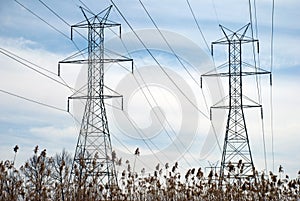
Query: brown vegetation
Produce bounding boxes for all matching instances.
[0,146,299,201]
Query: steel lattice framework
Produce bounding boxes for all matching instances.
[58,6,132,188]
[201,24,271,180]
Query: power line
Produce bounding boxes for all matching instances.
[14,0,69,40]
[0,48,56,75]
[185,0,223,154]
[139,0,221,156]
[97,10,202,166]
[211,0,220,25]
[248,0,267,173]
[253,0,259,38]
[38,0,70,26]
[136,0,204,166]
[14,0,83,55]
[122,110,165,165]
[138,0,199,86]
[119,55,202,168]
[0,47,90,112]
[127,0,221,157]
[33,1,141,112]
[110,0,208,120]
[0,47,85,102]
[0,48,72,89]
[0,48,79,113]
[185,0,210,53]
[78,0,91,13]
[109,49,199,167]
[37,0,88,46]
[0,89,66,112]
[270,0,275,173]
[248,0,261,103]
[133,68,197,167]
[10,0,221,169]
[112,7,204,166]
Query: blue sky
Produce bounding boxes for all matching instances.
[0,0,299,177]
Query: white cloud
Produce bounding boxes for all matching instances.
[0,0,299,178]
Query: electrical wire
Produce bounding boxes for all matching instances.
[253,0,259,39]
[0,89,66,112]
[38,0,70,27]
[185,0,223,154]
[98,10,203,166]
[121,111,165,165]
[200,0,231,156]
[0,48,72,89]
[106,51,199,167]
[0,48,89,114]
[14,0,69,40]
[0,48,56,75]
[253,0,268,174]
[207,0,219,26]
[0,48,87,118]
[248,0,262,104]
[4,0,91,114]
[138,0,199,86]
[248,0,268,174]
[185,0,210,53]
[133,68,197,167]
[78,0,91,13]
[37,0,88,47]
[110,12,206,166]
[185,0,223,155]
[122,0,220,157]
[130,0,204,166]
[270,0,275,172]
[0,48,143,142]
[14,0,83,56]
[111,0,208,120]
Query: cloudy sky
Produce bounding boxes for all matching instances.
[0,0,299,177]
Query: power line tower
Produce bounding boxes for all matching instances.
[201,23,271,180]
[58,6,132,188]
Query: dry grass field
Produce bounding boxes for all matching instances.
[0,147,299,201]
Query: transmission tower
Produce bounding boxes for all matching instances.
[58,6,132,188]
[201,24,271,180]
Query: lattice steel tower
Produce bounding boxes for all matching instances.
[58,6,132,187]
[201,24,271,179]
